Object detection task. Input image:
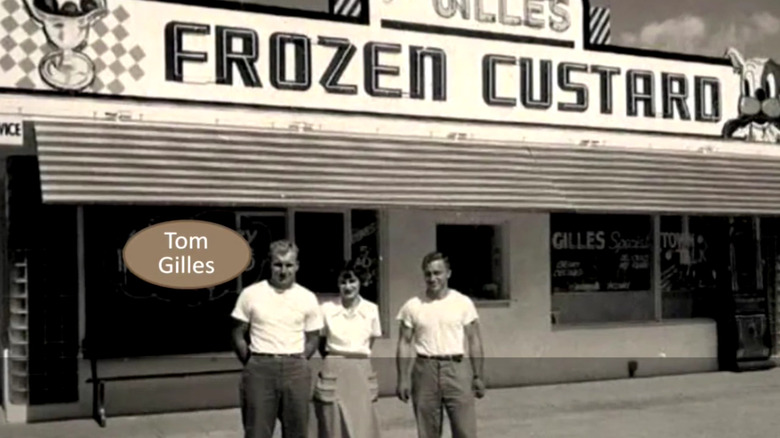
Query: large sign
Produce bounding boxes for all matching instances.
[0,0,773,140]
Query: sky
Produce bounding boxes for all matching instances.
[598,0,780,60]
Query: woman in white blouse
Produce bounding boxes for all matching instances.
[313,261,382,438]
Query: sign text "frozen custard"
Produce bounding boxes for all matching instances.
[164,22,722,123]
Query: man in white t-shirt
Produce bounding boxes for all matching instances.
[396,252,486,438]
[231,240,323,438]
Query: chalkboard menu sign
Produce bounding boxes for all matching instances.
[551,214,652,293]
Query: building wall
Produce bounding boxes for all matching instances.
[372,209,718,388]
[14,207,719,423]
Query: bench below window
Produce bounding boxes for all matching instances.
[84,345,241,427]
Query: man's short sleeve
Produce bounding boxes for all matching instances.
[462,296,479,326]
[230,288,251,323]
[370,305,382,337]
[304,293,324,332]
[319,303,330,336]
[395,300,415,329]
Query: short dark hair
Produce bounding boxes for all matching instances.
[421,251,450,270]
[337,259,364,285]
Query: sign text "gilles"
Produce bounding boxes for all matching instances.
[432,0,572,32]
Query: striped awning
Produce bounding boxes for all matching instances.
[32,120,780,215]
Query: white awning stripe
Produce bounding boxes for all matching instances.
[32,120,780,214]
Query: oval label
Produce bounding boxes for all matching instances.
[122,220,252,290]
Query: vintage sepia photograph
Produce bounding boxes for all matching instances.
[1,0,780,437]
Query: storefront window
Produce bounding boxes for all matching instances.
[550,214,654,324]
[551,213,734,325]
[84,206,383,358]
[660,216,728,319]
[436,224,508,301]
[294,211,345,295]
[85,206,256,358]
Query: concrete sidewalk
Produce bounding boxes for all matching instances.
[3,368,780,438]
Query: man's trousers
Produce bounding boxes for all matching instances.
[240,355,312,438]
[411,356,477,438]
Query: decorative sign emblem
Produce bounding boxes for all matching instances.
[722,47,780,143]
[22,0,108,91]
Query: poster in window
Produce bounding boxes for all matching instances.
[351,210,380,304]
[550,214,652,293]
[659,216,728,293]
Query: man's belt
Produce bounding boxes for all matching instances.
[325,351,370,359]
[417,354,464,362]
[252,352,304,358]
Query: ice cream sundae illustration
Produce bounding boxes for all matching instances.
[23,0,109,91]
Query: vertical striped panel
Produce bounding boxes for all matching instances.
[589,6,611,45]
[330,0,362,17]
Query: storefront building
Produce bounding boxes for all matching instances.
[1,0,779,425]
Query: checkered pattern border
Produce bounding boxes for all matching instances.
[0,0,145,94]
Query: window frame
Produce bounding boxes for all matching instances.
[289,208,350,298]
[288,207,389,337]
[434,220,512,308]
[289,207,351,265]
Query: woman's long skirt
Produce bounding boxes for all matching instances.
[312,356,381,438]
